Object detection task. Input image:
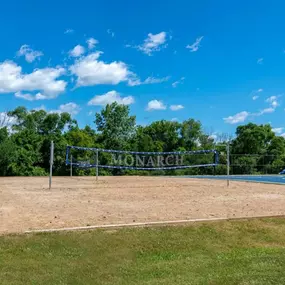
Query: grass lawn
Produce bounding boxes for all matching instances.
[1,219,285,285]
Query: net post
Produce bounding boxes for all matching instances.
[213,150,217,176]
[227,142,230,187]
[70,155,73,177]
[96,149,99,181]
[49,141,54,189]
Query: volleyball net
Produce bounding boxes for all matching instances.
[66,146,219,172]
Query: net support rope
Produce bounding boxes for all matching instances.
[66,145,219,170]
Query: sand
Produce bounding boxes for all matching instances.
[0,176,285,234]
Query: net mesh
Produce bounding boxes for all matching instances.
[66,146,219,171]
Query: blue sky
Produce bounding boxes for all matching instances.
[1,0,285,136]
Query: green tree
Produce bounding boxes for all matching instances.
[231,123,279,174]
[179,119,202,150]
[3,107,77,176]
[1,104,285,177]
[95,102,136,150]
[136,120,180,152]
[232,123,274,155]
[0,127,16,176]
[0,127,8,143]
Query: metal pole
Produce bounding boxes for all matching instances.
[227,142,230,187]
[96,149,99,181]
[70,155,73,177]
[49,141,54,189]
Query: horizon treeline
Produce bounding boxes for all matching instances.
[0,103,284,176]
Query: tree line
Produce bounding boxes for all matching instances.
[0,103,284,176]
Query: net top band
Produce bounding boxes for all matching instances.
[67,145,217,155]
[71,162,218,170]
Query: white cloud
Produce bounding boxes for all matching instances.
[0,112,17,128]
[86,38,98,49]
[266,95,280,108]
[257,58,264,64]
[15,91,46,101]
[69,45,85,57]
[88,90,134,106]
[259,107,275,115]
[186,36,204,52]
[107,29,115,37]
[251,88,263,100]
[17,45,43,63]
[224,95,280,124]
[251,107,275,117]
[0,61,66,99]
[33,103,80,115]
[209,133,218,141]
[128,76,170,86]
[223,111,249,124]
[251,95,281,116]
[32,105,46,111]
[272,127,283,134]
[170,104,184,111]
[70,52,133,87]
[172,77,185,88]
[146,100,167,111]
[144,76,169,84]
[266,95,277,103]
[137,32,167,55]
[171,118,178,122]
[56,102,81,115]
[64,29,74,34]
[272,101,279,108]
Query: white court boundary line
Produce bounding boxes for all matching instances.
[25,214,285,234]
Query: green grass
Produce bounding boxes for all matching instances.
[1,219,285,285]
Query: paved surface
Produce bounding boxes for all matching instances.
[184,175,285,184]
